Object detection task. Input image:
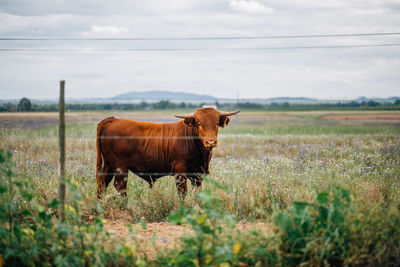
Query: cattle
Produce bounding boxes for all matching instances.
[96,107,240,199]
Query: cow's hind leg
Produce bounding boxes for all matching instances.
[96,164,114,199]
[114,167,128,197]
[175,174,187,200]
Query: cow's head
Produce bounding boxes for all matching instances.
[175,107,240,149]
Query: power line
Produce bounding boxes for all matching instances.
[0,32,400,41]
[0,43,399,52]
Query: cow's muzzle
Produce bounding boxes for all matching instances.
[204,139,217,148]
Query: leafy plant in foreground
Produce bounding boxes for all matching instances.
[0,149,145,266]
[275,187,351,266]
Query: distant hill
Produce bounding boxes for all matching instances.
[256,97,318,103]
[268,97,317,102]
[112,91,217,101]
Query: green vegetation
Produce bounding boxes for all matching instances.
[17,98,32,112]
[0,110,399,265]
[1,98,400,112]
[0,150,148,266]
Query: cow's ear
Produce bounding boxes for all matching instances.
[219,116,230,128]
[184,117,196,127]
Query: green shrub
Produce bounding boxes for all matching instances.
[0,149,144,266]
[275,186,400,266]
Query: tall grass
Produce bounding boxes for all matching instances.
[0,110,399,265]
[2,151,399,266]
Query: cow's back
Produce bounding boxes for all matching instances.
[98,118,188,175]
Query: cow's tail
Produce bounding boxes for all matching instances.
[96,117,116,186]
[96,122,104,176]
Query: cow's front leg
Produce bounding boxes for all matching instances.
[142,175,154,189]
[175,174,187,200]
[189,175,203,195]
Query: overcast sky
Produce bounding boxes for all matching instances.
[0,0,399,100]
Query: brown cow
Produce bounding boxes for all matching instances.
[96,107,239,199]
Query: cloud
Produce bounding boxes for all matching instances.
[230,0,274,14]
[83,25,128,36]
[0,0,399,99]
[0,12,75,36]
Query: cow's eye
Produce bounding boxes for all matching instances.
[197,122,201,126]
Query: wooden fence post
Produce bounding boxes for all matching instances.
[58,80,66,222]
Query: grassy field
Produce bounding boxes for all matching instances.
[1,110,399,266]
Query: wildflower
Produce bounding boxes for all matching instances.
[233,242,241,255]
[84,250,93,257]
[22,227,34,241]
[66,205,76,214]
[196,215,207,225]
[205,254,213,264]
[123,242,136,256]
[70,180,79,187]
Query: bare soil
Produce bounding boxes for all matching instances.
[104,219,274,257]
[321,114,400,123]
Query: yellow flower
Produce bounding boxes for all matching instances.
[22,228,33,235]
[22,228,34,240]
[66,205,76,214]
[204,242,213,251]
[220,262,230,267]
[196,215,207,225]
[84,250,93,257]
[205,254,213,264]
[71,180,79,187]
[233,242,242,255]
[124,242,136,256]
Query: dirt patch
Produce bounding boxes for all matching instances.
[322,114,400,122]
[104,219,274,258]
[104,220,188,253]
[236,221,275,236]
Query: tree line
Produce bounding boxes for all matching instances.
[1,98,400,112]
